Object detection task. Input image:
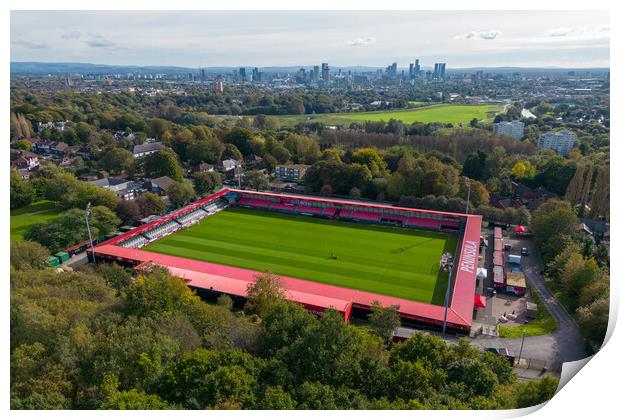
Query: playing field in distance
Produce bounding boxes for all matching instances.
[145,207,458,305]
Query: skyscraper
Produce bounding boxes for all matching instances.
[433,63,446,79]
[313,65,320,81]
[321,63,330,82]
[239,67,247,82]
[414,59,421,78]
[408,63,414,79]
[252,67,260,82]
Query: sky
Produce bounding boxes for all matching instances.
[10,10,610,68]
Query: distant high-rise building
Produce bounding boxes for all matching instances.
[386,62,398,79]
[433,63,446,79]
[200,69,206,81]
[213,80,223,94]
[239,67,247,82]
[414,59,421,78]
[493,121,525,140]
[321,63,330,82]
[538,130,576,156]
[408,63,414,79]
[252,67,260,82]
[313,65,320,81]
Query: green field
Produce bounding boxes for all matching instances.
[144,207,458,304]
[272,104,504,127]
[10,200,61,241]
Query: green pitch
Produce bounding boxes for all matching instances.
[144,207,458,305]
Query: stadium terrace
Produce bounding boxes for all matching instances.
[90,189,482,334]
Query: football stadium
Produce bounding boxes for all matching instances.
[91,189,482,334]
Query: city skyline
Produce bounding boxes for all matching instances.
[11,10,609,68]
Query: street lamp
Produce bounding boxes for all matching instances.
[517,329,527,365]
[442,258,453,336]
[85,202,96,264]
[465,177,472,214]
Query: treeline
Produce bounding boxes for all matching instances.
[531,200,609,349]
[10,249,559,410]
[319,129,537,161]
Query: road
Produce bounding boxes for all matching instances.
[471,234,585,369]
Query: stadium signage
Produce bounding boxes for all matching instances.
[459,240,478,274]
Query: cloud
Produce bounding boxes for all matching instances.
[455,30,502,40]
[87,38,117,48]
[345,37,376,47]
[60,31,83,39]
[546,27,582,37]
[11,39,48,49]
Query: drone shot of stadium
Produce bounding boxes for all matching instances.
[90,189,482,334]
[9,7,612,413]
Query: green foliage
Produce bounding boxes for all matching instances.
[243,170,270,191]
[11,171,37,210]
[368,301,401,345]
[167,182,196,209]
[515,377,559,408]
[24,206,120,253]
[10,240,50,271]
[136,192,166,216]
[193,171,221,197]
[143,149,183,181]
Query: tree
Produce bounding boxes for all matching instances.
[243,170,269,191]
[253,115,280,131]
[167,182,196,209]
[351,148,387,176]
[187,139,224,165]
[123,268,198,317]
[511,161,536,180]
[461,151,488,181]
[10,171,37,210]
[136,192,166,216]
[100,147,135,175]
[515,377,558,408]
[368,301,401,345]
[115,200,142,224]
[222,127,255,156]
[97,263,133,292]
[576,295,609,346]
[349,187,362,199]
[143,150,183,182]
[245,272,286,317]
[193,171,221,197]
[222,143,243,161]
[10,241,50,271]
[258,386,295,409]
[531,199,579,263]
[13,139,32,151]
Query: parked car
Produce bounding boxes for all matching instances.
[485,347,515,365]
[521,247,529,256]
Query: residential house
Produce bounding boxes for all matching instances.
[10,149,39,171]
[275,164,309,182]
[132,142,165,158]
[193,162,215,173]
[148,176,177,196]
[89,177,147,201]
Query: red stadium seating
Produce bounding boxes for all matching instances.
[351,211,381,221]
[406,217,441,229]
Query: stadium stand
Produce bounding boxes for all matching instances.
[143,219,182,240]
[118,234,149,249]
[175,208,208,226]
